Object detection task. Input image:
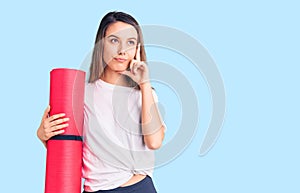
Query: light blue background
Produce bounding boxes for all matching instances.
[0,0,299,192]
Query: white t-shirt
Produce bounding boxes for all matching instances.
[82,79,158,191]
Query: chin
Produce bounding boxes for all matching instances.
[114,63,129,72]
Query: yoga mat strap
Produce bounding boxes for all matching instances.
[49,135,83,141]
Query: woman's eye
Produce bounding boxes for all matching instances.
[110,38,119,44]
[128,40,136,45]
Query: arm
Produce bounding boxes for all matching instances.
[37,105,69,148]
[120,44,165,150]
[140,83,165,150]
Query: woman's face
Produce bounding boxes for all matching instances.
[103,21,138,72]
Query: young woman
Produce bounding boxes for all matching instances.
[37,11,165,193]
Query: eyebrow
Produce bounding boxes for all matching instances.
[106,34,137,40]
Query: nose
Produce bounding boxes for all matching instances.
[118,42,128,55]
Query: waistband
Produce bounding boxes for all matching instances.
[84,176,153,193]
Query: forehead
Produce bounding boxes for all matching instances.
[105,21,138,38]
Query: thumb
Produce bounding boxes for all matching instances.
[42,105,50,120]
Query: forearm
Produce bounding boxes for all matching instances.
[140,82,165,150]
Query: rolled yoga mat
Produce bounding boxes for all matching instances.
[45,68,85,193]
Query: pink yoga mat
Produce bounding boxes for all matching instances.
[45,68,85,193]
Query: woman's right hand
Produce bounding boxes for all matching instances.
[37,106,69,147]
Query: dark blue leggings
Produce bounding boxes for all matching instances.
[83,176,157,193]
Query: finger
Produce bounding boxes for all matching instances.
[46,129,65,139]
[129,60,138,75]
[139,62,148,72]
[131,62,138,75]
[129,59,136,70]
[134,61,146,73]
[135,43,141,61]
[135,62,144,69]
[53,129,65,136]
[48,113,66,122]
[48,123,69,132]
[49,117,70,127]
[42,105,50,120]
[119,70,133,78]
[133,62,143,74]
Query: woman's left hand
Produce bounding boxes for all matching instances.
[120,44,149,85]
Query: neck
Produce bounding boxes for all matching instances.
[101,67,128,87]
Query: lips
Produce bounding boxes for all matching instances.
[114,58,127,63]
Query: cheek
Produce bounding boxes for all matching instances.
[127,47,137,59]
[103,44,118,64]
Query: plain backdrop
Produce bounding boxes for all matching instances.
[0,0,299,192]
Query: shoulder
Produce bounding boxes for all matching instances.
[84,82,95,94]
[84,82,96,105]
